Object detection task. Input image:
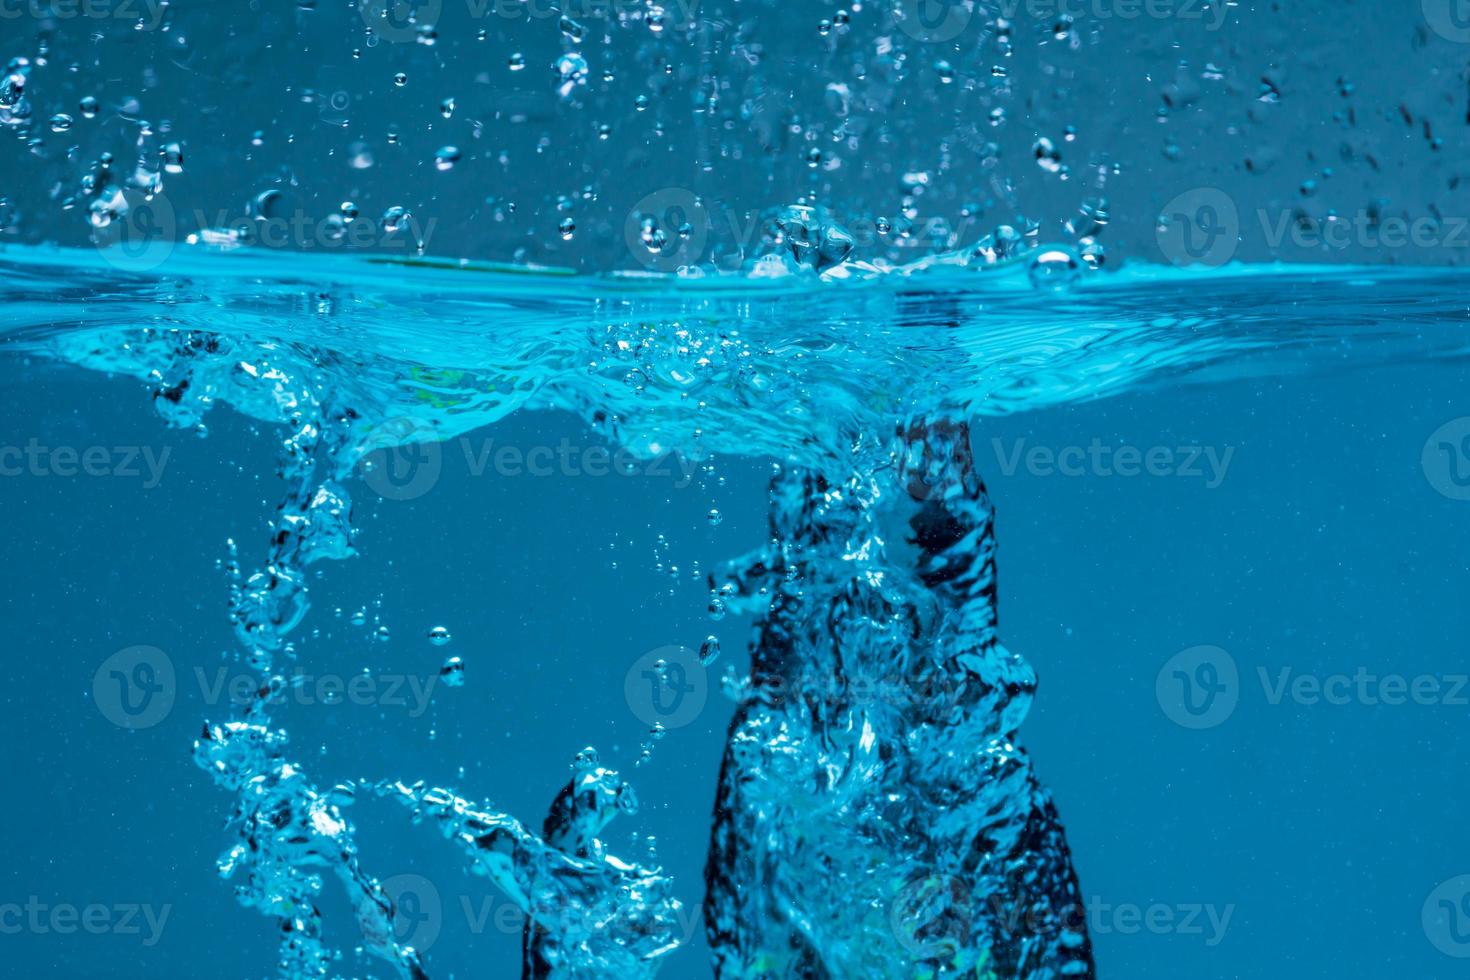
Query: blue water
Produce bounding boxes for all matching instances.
[3,245,1470,978]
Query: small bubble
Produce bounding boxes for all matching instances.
[393,72,408,87]
[439,656,465,687]
[1027,247,1084,292]
[558,216,576,239]
[699,635,721,666]
[78,96,99,119]
[49,113,72,133]
[427,626,452,646]
[381,205,411,233]
[434,145,460,171]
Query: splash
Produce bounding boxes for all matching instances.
[706,422,1092,977]
[6,246,1470,977]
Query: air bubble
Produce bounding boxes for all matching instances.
[439,656,465,687]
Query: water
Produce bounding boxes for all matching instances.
[3,244,1469,978]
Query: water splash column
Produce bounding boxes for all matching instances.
[704,419,1095,979]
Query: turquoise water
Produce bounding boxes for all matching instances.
[4,245,1470,978]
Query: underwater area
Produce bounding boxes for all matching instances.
[1,2,1469,979]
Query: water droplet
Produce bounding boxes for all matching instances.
[439,656,465,687]
[1033,137,1062,174]
[555,52,589,94]
[1027,247,1083,292]
[381,206,411,233]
